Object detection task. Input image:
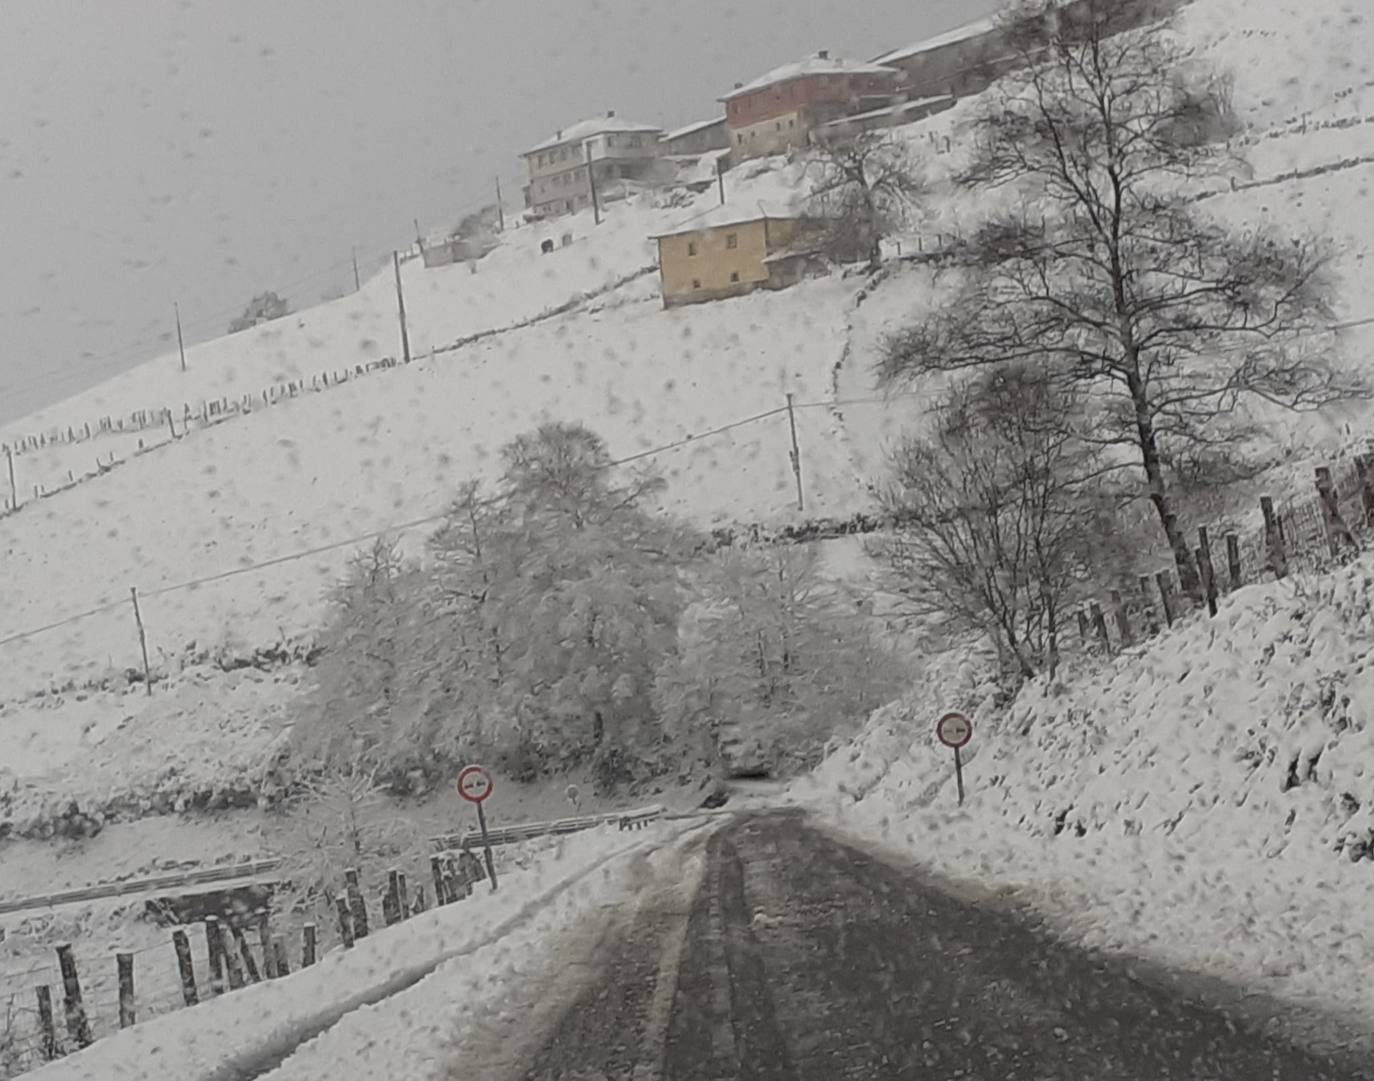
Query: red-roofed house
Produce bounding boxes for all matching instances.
[721,51,901,159]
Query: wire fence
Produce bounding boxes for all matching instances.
[1067,455,1374,660]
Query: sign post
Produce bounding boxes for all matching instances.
[457,765,498,891]
[935,712,973,806]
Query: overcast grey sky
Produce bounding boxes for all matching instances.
[0,0,998,423]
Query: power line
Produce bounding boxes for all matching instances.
[0,394,863,650]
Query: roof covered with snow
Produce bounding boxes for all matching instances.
[875,15,999,64]
[661,116,728,142]
[523,114,663,156]
[721,55,900,101]
[651,198,808,238]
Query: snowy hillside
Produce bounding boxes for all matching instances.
[800,540,1374,1044]
[3,0,1374,857]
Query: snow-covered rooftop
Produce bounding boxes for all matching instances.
[721,55,900,101]
[523,114,663,156]
[875,15,999,64]
[651,198,808,237]
[661,116,728,142]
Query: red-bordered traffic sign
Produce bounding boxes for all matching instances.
[936,712,973,750]
[456,764,494,804]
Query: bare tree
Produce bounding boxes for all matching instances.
[806,131,923,270]
[872,365,1120,680]
[267,760,425,925]
[877,0,1366,600]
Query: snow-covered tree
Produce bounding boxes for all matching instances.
[297,537,426,774]
[298,422,694,791]
[656,545,903,773]
[227,290,291,334]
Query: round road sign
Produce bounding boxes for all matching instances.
[936,712,973,750]
[456,764,494,804]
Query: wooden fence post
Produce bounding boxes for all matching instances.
[55,945,92,1048]
[205,916,225,995]
[223,935,246,990]
[430,855,449,906]
[35,985,59,1060]
[1315,466,1356,556]
[345,869,370,938]
[1261,496,1288,579]
[302,923,318,967]
[1110,589,1133,647]
[272,938,291,977]
[1155,570,1176,627]
[117,952,136,1029]
[231,925,260,983]
[385,870,402,927]
[1354,454,1374,528]
[336,896,356,948]
[1196,528,1219,617]
[1224,533,1242,592]
[1137,575,1159,636]
[172,929,198,1006]
[257,910,277,979]
[1089,601,1111,652]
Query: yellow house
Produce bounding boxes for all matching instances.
[651,203,824,309]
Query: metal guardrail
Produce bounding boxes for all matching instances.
[430,804,665,851]
[0,807,669,917]
[0,858,282,917]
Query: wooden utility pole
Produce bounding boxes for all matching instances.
[174,302,187,373]
[351,248,361,292]
[716,156,726,206]
[393,251,411,364]
[495,176,506,232]
[130,587,153,695]
[585,143,601,226]
[785,393,804,511]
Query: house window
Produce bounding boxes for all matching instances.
[726,233,738,249]
[688,241,698,256]
[692,278,702,289]
[730,271,740,283]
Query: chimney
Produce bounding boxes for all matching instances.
[607,109,616,117]
[818,49,830,59]
[556,129,562,140]
[734,81,743,89]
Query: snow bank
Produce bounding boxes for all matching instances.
[798,553,1374,1037]
[18,822,681,1081]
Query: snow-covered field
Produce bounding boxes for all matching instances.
[798,547,1374,1045]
